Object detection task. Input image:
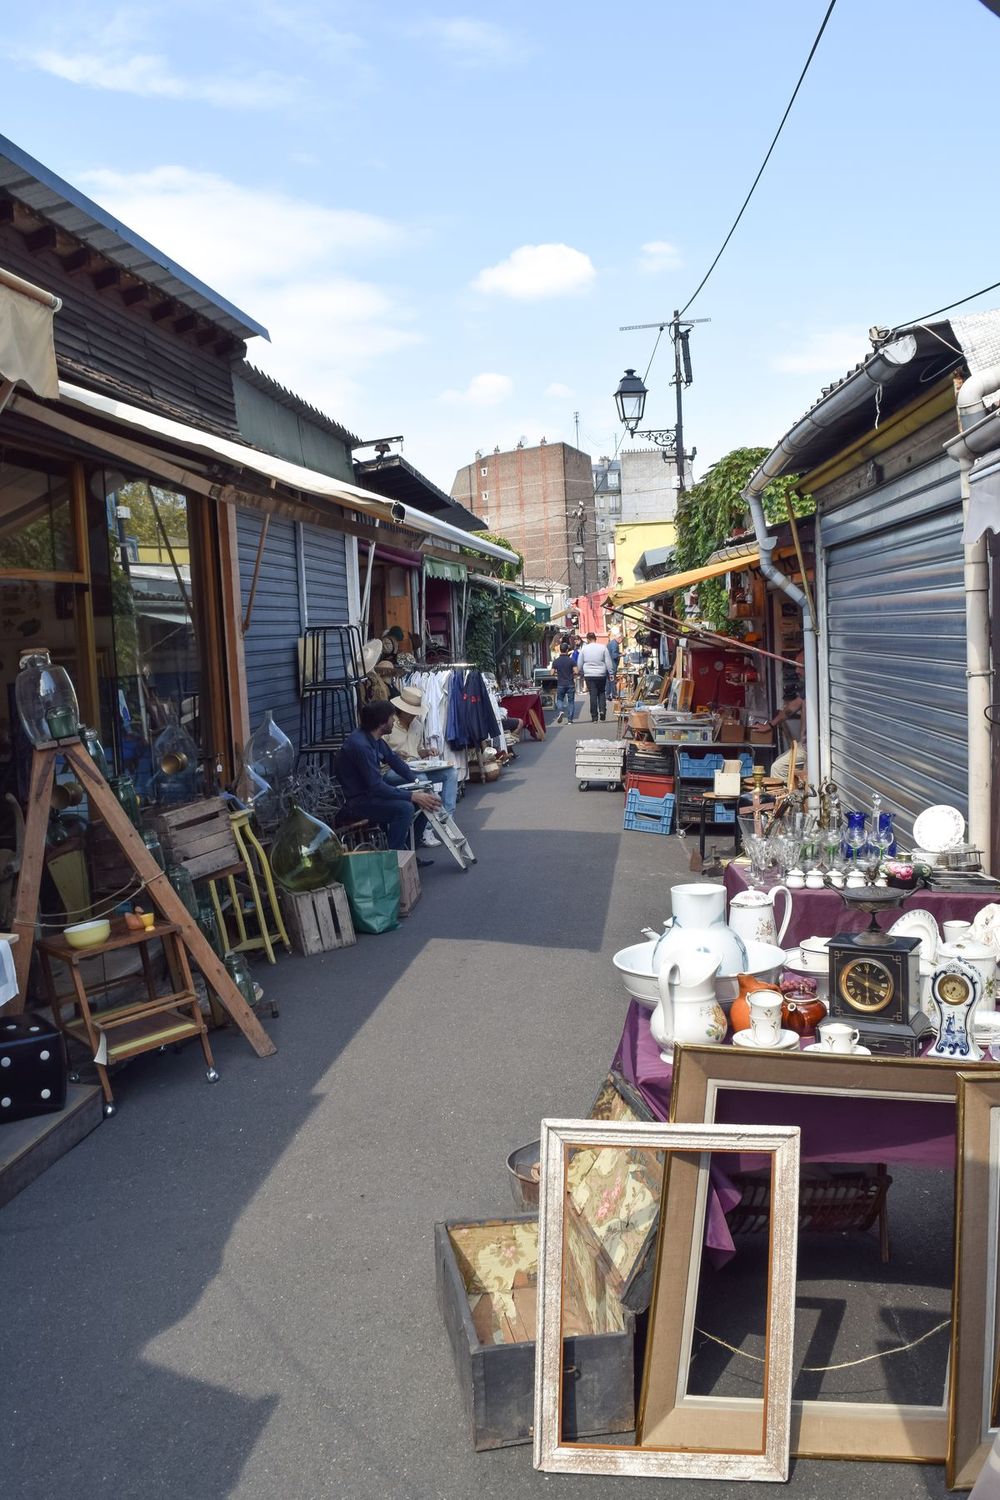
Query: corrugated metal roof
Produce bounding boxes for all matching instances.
[0,133,268,341]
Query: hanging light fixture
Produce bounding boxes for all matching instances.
[613,368,647,434]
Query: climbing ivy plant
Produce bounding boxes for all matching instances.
[672,447,814,633]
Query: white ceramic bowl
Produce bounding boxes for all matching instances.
[612,940,660,1005]
[783,952,830,1003]
[64,918,111,950]
[714,941,786,1005]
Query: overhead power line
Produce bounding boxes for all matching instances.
[901,277,1000,329]
[679,0,839,318]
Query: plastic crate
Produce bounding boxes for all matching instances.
[678,752,725,779]
[624,773,675,797]
[623,789,675,835]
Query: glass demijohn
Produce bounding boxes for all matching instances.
[244,712,295,788]
[269,804,344,892]
[15,650,80,744]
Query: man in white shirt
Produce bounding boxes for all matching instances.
[577,633,615,722]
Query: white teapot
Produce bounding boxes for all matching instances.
[727,885,793,951]
[650,952,726,1059]
[652,883,749,977]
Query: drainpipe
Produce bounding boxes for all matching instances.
[944,364,1000,873]
[742,334,922,795]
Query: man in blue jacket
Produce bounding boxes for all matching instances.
[335,701,441,851]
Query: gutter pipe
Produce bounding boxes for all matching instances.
[741,335,921,793]
[944,364,1000,872]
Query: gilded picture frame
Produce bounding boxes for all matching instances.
[533,1118,800,1482]
[948,1070,1000,1489]
[668,1043,969,1463]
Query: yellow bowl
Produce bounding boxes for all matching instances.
[64,918,111,949]
[139,912,155,930]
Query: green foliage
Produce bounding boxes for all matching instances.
[464,586,498,671]
[118,481,189,549]
[672,448,814,632]
[465,531,522,582]
[464,583,543,674]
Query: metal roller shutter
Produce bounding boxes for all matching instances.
[822,455,967,842]
[237,509,303,752]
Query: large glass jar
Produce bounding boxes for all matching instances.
[166,862,199,920]
[269,804,344,892]
[244,711,295,788]
[15,649,80,744]
[109,774,142,830]
[224,952,257,1010]
[197,899,224,958]
[81,727,110,780]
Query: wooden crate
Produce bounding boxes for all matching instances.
[279,882,356,955]
[154,798,242,880]
[397,850,421,916]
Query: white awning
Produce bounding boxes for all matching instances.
[12,379,519,566]
[0,270,60,399]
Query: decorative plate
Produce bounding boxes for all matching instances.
[971,904,1000,962]
[732,1028,800,1051]
[803,1041,872,1055]
[784,947,828,973]
[887,908,940,964]
[912,804,966,854]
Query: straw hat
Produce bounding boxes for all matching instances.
[362,638,383,674]
[390,685,427,719]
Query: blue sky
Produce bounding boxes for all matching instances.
[3,0,1000,489]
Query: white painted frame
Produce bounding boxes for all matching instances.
[532,1118,800,1482]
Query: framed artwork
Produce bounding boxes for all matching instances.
[949,1070,1000,1489]
[533,1118,800,1482]
[668,1043,971,1462]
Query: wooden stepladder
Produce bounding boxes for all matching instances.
[9,738,276,1070]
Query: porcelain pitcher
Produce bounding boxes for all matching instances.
[728,885,793,951]
[653,883,749,977]
[650,952,726,1058]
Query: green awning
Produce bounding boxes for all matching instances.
[424,557,468,583]
[507,589,551,622]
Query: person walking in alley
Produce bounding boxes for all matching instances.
[551,642,577,724]
[578,632,615,722]
[335,700,441,852]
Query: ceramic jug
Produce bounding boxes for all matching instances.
[650,952,726,1058]
[728,885,793,951]
[730,971,784,1034]
[653,883,749,977]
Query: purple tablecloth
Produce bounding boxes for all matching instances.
[723,862,996,949]
[612,998,960,1259]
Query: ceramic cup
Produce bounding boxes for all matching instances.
[828,869,845,889]
[821,1021,860,1054]
[943,920,973,945]
[748,994,783,1047]
[786,869,805,890]
[846,871,866,889]
[805,871,825,890]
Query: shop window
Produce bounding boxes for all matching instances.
[99,477,205,806]
[0,460,78,573]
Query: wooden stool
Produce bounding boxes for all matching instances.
[38,920,217,1116]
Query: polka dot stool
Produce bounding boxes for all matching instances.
[0,1011,67,1123]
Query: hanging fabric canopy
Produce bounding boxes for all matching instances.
[605,551,760,608]
[506,589,551,621]
[424,557,468,583]
[0,272,60,398]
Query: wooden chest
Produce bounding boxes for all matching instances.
[435,1137,661,1450]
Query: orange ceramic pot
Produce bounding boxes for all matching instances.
[730,973,783,1034]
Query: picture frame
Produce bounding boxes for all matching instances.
[533,1118,800,1482]
[949,1070,1000,1489]
[667,1043,970,1462]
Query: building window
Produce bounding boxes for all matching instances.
[596,493,605,510]
[480,467,488,477]
[481,491,489,502]
[608,472,620,489]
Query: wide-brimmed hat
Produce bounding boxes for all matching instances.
[362,638,383,674]
[390,685,427,718]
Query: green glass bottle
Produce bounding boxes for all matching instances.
[269,804,344,892]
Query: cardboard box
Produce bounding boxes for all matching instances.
[713,759,742,795]
[718,718,744,744]
[397,850,422,916]
[749,728,774,746]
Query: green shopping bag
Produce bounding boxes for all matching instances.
[332,850,401,934]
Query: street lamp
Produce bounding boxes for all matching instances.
[613,368,647,435]
[572,544,584,568]
[543,588,554,606]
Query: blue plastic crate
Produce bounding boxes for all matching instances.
[678,752,725,780]
[623,790,675,834]
[711,801,736,823]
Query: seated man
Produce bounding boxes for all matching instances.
[334,700,440,854]
[385,685,458,849]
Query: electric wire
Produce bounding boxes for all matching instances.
[678,0,839,318]
[902,277,1000,329]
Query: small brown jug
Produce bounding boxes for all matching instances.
[782,996,827,1036]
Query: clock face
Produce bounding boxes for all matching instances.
[938,973,972,1007]
[840,957,896,1013]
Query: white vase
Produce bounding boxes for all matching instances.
[728,885,793,950]
[653,883,749,977]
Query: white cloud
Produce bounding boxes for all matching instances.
[413,17,518,63]
[545,382,575,398]
[26,46,298,109]
[771,327,866,375]
[473,244,596,300]
[640,239,682,273]
[75,164,420,425]
[441,372,513,406]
